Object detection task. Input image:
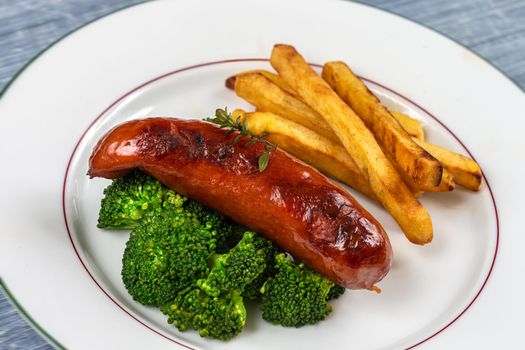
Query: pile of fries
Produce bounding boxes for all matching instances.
[225,44,482,245]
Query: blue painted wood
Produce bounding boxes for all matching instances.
[0,1,523,349]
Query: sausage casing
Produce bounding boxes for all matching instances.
[89,118,392,289]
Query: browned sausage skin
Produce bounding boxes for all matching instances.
[89,118,392,289]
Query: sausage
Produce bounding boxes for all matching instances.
[89,118,392,289]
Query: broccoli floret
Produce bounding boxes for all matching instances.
[121,212,216,306]
[260,254,335,327]
[327,284,346,300]
[185,201,243,252]
[162,231,267,340]
[98,170,243,251]
[242,237,282,300]
[197,232,266,297]
[97,170,185,229]
[161,288,246,341]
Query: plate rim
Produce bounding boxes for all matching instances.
[63,58,499,350]
[0,280,66,350]
[0,0,515,348]
[1,0,523,102]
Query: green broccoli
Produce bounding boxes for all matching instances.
[242,237,282,300]
[185,201,243,252]
[197,232,267,296]
[100,170,348,337]
[327,284,346,300]
[161,288,246,341]
[97,170,185,229]
[260,253,335,327]
[121,211,216,306]
[98,171,243,252]
[162,231,267,340]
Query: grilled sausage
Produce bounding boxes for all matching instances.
[89,118,392,289]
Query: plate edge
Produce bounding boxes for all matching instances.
[0,278,67,350]
[0,1,154,348]
[0,0,154,100]
[349,0,524,93]
[1,0,522,102]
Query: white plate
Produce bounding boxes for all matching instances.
[0,0,524,349]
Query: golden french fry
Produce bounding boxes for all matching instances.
[233,72,335,140]
[225,76,237,90]
[271,44,432,244]
[381,111,480,191]
[378,111,479,191]
[240,111,377,199]
[413,138,482,191]
[225,70,299,98]
[388,113,454,192]
[229,66,477,199]
[232,73,458,194]
[432,168,456,192]
[230,108,246,122]
[390,111,425,140]
[228,69,426,143]
[322,61,442,191]
[384,150,454,193]
[249,106,425,196]
[232,73,426,143]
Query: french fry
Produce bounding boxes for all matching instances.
[230,72,463,193]
[226,70,299,98]
[388,110,481,191]
[229,72,426,140]
[390,111,425,140]
[322,61,443,191]
[432,168,456,191]
[384,150,454,193]
[228,71,426,142]
[233,72,335,140]
[382,111,480,191]
[351,110,476,191]
[237,110,377,199]
[413,138,482,191]
[271,44,432,244]
[230,108,246,122]
[226,67,477,191]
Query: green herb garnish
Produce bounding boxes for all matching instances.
[206,108,274,172]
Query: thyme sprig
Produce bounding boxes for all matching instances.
[206,108,274,172]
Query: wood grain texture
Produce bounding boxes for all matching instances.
[0,0,523,349]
